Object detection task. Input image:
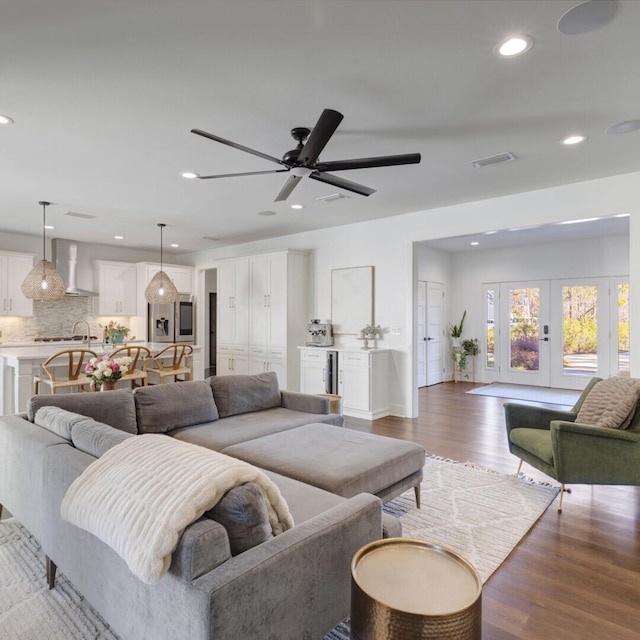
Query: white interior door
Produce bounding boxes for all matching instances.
[426,282,444,386]
[417,281,427,387]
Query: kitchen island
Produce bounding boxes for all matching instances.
[0,342,203,416]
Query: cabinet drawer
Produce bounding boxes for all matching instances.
[340,351,370,367]
[301,349,326,363]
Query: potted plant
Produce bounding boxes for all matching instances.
[101,321,131,344]
[361,324,381,339]
[449,310,466,347]
[462,338,480,356]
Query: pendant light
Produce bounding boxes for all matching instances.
[21,201,67,300]
[144,223,178,304]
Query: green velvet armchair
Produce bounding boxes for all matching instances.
[504,377,640,511]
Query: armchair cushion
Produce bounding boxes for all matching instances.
[510,428,554,465]
[576,377,640,430]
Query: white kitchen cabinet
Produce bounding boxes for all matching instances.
[299,348,328,395]
[217,258,250,347]
[93,261,137,316]
[249,253,287,348]
[249,346,287,387]
[338,349,390,419]
[0,252,34,317]
[217,345,249,376]
[216,251,308,390]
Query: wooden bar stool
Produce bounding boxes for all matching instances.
[144,343,193,384]
[33,348,98,395]
[110,345,151,388]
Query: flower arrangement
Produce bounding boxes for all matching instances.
[101,321,131,344]
[84,354,132,385]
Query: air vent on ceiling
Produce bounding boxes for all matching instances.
[202,235,220,241]
[316,193,350,203]
[65,211,97,219]
[470,152,516,168]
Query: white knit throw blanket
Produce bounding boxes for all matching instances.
[60,434,294,584]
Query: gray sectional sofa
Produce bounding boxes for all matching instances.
[0,372,423,640]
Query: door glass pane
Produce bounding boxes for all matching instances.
[618,283,629,374]
[562,285,597,375]
[486,289,495,369]
[509,288,540,371]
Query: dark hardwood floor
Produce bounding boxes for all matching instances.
[345,381,640,640]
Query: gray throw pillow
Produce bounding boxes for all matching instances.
[206,483,273,555]
[28,389,138,434]
[34,405,87,441]
[71,419,134,457]
[209,372,281,418]
[133,380,219,434]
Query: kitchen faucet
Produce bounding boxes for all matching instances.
[71,320,92,348]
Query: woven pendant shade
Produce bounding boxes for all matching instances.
[144,223,178,304]
[144,269,178,304]
[21,201,66,301]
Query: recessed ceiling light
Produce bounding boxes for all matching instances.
[484,230,498,235]
[180,171,200,179]
[470,241,480,246]
[496,35,533,57]
[114,235,124,239]
[258,210,277,217]
[291,204,304,210]
[558,0,618,36]
[562,134,588,145]
[0,114,14,125]
[170,243,179,248]
[606,120,640,135]
[44,225,55,230]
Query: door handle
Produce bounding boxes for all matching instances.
[426,337,433,341]
[539,337,549,342]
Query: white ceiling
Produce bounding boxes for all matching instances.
[1,0,637,255]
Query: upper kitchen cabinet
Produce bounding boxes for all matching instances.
[93,261,137,316]
[0,251,35,317]
[135,262,194,316]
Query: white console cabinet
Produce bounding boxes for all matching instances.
[299,348,390,420]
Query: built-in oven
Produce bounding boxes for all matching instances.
[148,294,195,343]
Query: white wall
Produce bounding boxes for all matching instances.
[188,171,640,418]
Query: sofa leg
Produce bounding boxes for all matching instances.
[414,485,421,509]
[46,556,57,590]
[517,459,523,475]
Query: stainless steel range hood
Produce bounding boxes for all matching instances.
[51,238,98,297]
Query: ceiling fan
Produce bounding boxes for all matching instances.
[190,108,421,202]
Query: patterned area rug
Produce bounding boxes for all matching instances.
[0,458,559,640]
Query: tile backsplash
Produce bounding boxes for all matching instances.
[0,298,126,344]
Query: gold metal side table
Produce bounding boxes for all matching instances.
[351,538,482,640]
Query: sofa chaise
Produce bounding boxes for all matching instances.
[0,372,424,640]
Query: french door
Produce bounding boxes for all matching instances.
[486,277,628,390]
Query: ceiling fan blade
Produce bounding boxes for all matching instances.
[309,172,376,197]
[274,174,303,202]
[315,153,421,172]
[191,128,285,166]
[198,169,290,180]
[297,109,344,167]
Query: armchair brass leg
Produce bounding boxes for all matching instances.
[414,485,421,509]
[517,459,523,475]
[46,556,57,590]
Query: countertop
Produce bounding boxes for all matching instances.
[0,342,201,361]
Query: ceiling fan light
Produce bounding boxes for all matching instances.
[21,201,66,301]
